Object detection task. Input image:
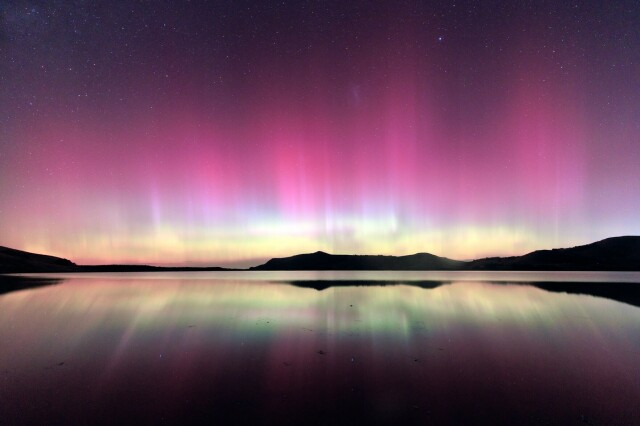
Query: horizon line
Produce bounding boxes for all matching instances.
[3,235,637,270]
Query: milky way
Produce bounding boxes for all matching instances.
[1,1,639,266]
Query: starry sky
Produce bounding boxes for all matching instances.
[1,1,639,266]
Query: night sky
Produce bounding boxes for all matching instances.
[1,1,639,266]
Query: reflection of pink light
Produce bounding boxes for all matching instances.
[2,278,639,425]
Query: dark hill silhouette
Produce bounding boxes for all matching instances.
[0,246,231,273]
[0,246,78,273]
[250,237,640,271]
[250,251,465,270]
[1,236,639,273]
[467,236,640,271]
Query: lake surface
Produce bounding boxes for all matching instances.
[1,271,640,425]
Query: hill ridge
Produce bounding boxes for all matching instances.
[1,236,639,273]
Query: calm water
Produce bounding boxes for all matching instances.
[1,271,640,425]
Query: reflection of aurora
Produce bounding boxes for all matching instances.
[2,276,639,345]
[1,274,640,424]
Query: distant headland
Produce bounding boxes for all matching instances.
[1,236,639,273]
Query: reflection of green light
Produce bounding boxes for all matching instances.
[2,274,640,385]
[2,277,639,344]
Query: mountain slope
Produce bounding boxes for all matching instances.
[1,236,638,273]
[0,247,230,273]
[251,251,466,270]
[467,236,640,271]
[0,246,78,273]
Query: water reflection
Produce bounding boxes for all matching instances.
[0,275,62,295]
[528,281,640,308]
[284,278,640,308]
[281,279,446,290]
[0,273,639,424]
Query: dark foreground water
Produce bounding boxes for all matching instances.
[1,271,640,425]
